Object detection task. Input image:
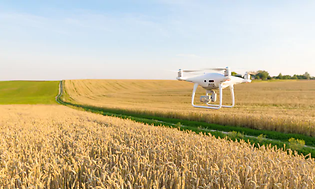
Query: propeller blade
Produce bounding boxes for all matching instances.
[182,69,203,72]
[182,67,228,73]
[167,70,204,74]
[204,68,227,71]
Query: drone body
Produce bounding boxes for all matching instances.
[176,67,252,109]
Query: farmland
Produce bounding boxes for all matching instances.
[1,80,315,187]
[0,81,59,104]
[1,105,315,188]
[63,79,315,136]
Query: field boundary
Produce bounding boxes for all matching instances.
[55,81,62,104]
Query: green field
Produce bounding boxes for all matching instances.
[0,81,59,104]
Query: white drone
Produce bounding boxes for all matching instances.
[176,67,252,109]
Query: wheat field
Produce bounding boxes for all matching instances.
[0,105,314,188]
[63,79,315,136]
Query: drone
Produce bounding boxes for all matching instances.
[176,67,253,109]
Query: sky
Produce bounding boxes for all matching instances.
[0,0,315,80]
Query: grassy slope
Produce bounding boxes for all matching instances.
[0,81,59,104]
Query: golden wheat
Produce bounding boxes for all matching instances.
[63,79,315,136]
[0,105,314,188]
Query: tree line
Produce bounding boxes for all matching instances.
[231,71,315,80]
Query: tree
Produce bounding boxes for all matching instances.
[304,72,311,80]
[292,75,298,79]
[283,75,291,79]
[277,73,283,79]
[255,70,270,80]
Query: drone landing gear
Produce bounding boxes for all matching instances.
[191,83,235,109]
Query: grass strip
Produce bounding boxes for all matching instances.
[59,100,315,144]
[57,95,315,158]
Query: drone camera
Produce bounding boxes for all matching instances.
[200,95,211,103]
[200,93,217,103]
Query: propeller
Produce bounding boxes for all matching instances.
[179,67,231,81]
[182,67,228,73]
[167,70,202,75]
[182,69,202,73]
[204,68,228,71]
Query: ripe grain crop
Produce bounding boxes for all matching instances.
[63,79,315,136]
[0,105,315,188]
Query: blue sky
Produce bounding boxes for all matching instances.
[0,0,314,80]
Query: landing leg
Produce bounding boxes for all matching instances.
[230,84,235,107]
[191,83,222,109]
[191,83,198,106]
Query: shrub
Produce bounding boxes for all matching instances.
[228,131,244,140]
[174,122,181,129]
[289,138,305,151]
[257,134,266,143]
